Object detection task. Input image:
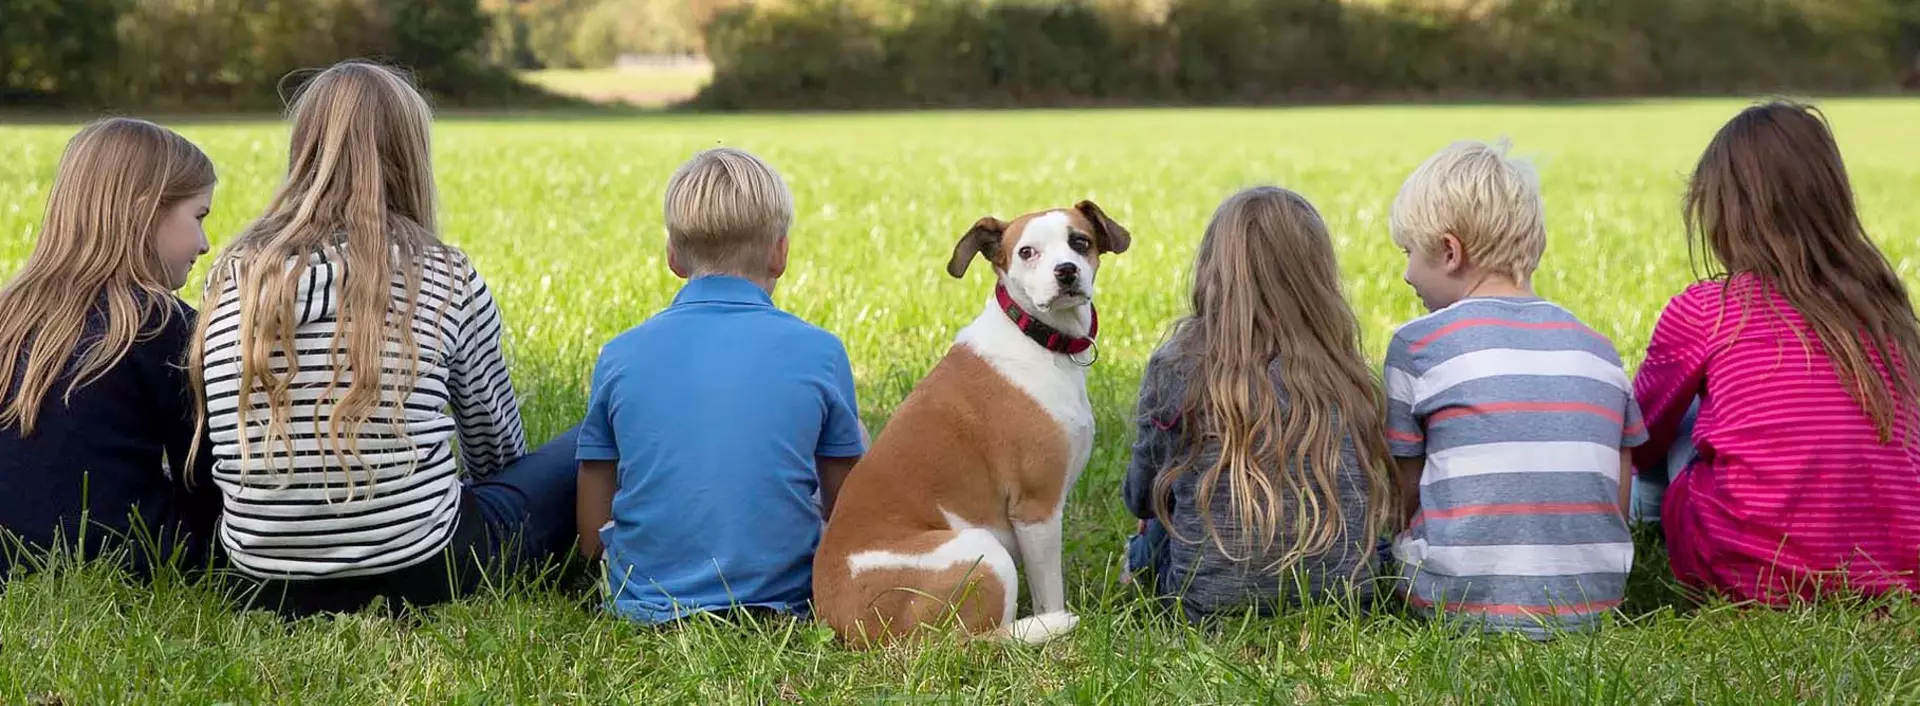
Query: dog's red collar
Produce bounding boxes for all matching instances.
[995,283,1097,356]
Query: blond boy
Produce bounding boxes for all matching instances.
[575,147,866,624]
[1382,139,1645,637]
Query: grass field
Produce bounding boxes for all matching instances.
[4,99,1920,703]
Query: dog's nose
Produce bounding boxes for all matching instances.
[1054,262,1079,284]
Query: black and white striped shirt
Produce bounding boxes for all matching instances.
[198,246,527,579]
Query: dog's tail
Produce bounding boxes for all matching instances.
[992,611,1079,646]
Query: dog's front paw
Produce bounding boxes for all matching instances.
[1004,611,1079,645]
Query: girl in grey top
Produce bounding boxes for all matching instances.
[1120,186,1396,622]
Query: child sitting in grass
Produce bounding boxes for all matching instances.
[1632,100,1920,604]
[1382,138,1643,638]
[575,147,867,624]
[0,118,220,585]
[189,61,579,618]
[1122,186,1395,621]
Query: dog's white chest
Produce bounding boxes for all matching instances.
[956,309,1097,485]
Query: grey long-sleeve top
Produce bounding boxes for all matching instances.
[1121,336,1380,620]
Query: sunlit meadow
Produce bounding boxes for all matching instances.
[3,100,1920,703]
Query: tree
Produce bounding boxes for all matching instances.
[388,0,491,71]
[571,0,699,67]
[0,0,123,104]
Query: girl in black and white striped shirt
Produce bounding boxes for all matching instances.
[189,60,580,616]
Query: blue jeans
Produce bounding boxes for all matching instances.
[1124,519,1172,595]
[1630,399,1699,526]
[468,425,584,571]
[234,426,581,618]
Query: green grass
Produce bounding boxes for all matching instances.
[4,99,1920,703]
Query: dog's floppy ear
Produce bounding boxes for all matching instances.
[1075,200,1131,254]
[948,216,1007,279]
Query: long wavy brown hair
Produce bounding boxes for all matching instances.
[1686,100,1920,442]
[0,118,214,436]
[1152,186,1395,569]
[187,60,457,490]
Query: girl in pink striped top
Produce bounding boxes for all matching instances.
[1632,100,1920,604]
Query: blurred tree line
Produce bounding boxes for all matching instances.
[480,0,741,68]
[690,0,1920,108]
[0,0,571,109]
[4,0,1918,110]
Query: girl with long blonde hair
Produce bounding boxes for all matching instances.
[189,60,580,617]
[1,117,219,583]
[1121,186,1394,620]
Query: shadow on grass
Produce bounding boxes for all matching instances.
[1621,523,1706,619]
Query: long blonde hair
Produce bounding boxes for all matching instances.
[1152,186,1395,569]
[188,60,455,488]
[0,118,214,436]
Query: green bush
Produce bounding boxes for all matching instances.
[699,0,893,109]
[515,0,596,69]
[1,0,569,111]
[486,0,706,70]
[1159,0,1347,101]
[111,0,389,110]
[572,0,700,66]
[0,0,125,106]
[889,0,1141,105]
[693,0,1918,109]
[391,0,493,79]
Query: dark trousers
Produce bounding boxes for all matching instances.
[231,427,581,618]
[1124,519,1174,597]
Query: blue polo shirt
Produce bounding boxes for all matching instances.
[578,275,866,623]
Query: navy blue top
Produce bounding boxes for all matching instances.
[0,295,218,583]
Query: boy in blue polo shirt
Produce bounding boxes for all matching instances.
[575,147,867,623]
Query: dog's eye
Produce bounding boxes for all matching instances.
[1069,235,1092,253]
[1018,246,1037,260]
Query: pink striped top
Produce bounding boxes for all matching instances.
[1633,274,1920,603]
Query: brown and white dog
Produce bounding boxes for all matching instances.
[812,201,1130,648]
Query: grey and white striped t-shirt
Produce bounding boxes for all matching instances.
[1386,296,1645,637]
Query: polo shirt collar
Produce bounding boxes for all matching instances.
[672,275,774,307]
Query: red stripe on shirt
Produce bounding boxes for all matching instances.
[1429,401,1626,425]
[1422,502,1622,521]
[1410,318,1606,353]
[1407,594,1622,617]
